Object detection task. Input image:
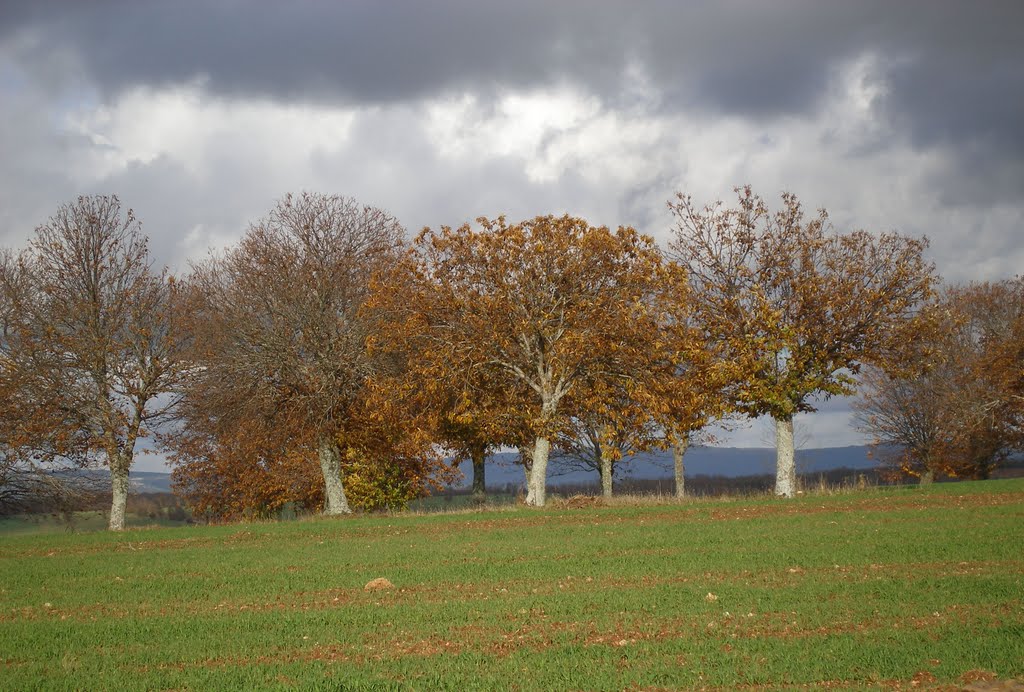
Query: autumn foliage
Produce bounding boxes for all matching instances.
[0,197,186,530]
[669,187,937,497]
[372,215,688,506]
[167,193,453,518]
[1,186,1018,526]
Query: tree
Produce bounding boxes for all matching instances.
[945,279,1024,474]
[669,187,936,497]
[550,413,649,499]
[855,279,1024,482]
[369,257,537,504]
[549,272,748,500]
[652,305,750,498]
[853,364,945,483]
[176,192,424,515]
[0,197,184,530]
[378,215,683,507]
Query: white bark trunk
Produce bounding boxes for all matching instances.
[108,455,130,531]
[599,444,613,499]
[919,468,935,485]
[318,439,352,515]
[775,416,796,498]
[526,436,550,507]
[520,443,535,504]
[673,434,690,499]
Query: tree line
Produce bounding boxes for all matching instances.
[1,189,1020,529]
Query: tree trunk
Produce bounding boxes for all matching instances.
[599,443,613,499]
[318,438,352,515]
[470,441,486,502]
[673,433,690,499]
[919,469,935,485]
[108,453,130,531]
[775,416,796,498]
[526,436,550,507]
[520,443,535,504]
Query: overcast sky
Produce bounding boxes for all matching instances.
[2,1,1022,467]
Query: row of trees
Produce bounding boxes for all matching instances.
[1,188,1016,529]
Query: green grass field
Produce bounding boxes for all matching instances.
[2,480,1022,690]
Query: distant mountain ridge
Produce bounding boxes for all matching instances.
[454,445,880,489]
[65,446,880,495]
[53,469,175,494]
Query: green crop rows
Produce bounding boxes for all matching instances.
[2,480,1022,690]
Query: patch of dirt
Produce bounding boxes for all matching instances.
[910,670,938,686]
[959,670,1024,690]
[556,495,604,509]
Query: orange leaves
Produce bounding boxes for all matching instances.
[1,197,184,466]
[404,215,675,429]
[371,214,693,504]
[668,186,936,422]
[171,193,448,518]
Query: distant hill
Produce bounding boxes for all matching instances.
[453,445,880,489]
[53,446,879,496]
[127,471,175,493]
[54,469,175,494]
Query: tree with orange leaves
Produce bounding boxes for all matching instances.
[549,411,652,498]
[669,187,936,497]
[546,272,749,499]
[375,214,686,507]
[173,192,448,516]
[646,283,754,498]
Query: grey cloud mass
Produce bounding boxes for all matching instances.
[4,3,1021,114]
[5,2,1022,202]
[2,1,1023,463]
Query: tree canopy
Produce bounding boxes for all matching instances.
[669,186,937,497]
[373,215,686,506]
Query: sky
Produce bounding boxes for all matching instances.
[2,1,1022,469]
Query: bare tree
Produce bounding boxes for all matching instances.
[853,364,946,483]
[855,279,1024,482]
[0,197,185,530]
[179,193,405,515]
[551,413,653,499]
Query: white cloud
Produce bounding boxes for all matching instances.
[64,80,358,183]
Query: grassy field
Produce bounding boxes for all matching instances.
[1,480,1022,690]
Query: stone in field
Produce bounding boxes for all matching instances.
[364,577,394,591]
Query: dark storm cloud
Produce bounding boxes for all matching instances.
[5,1,1022,183]
[4,0,1024,218]
[1,0,628,104]
[0,2,1013,109]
